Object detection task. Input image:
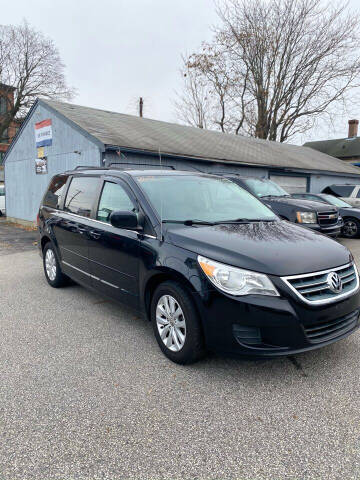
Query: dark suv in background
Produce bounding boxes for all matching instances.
[225,176,342,237]
[38,168,359,364]
[292,192,360,238]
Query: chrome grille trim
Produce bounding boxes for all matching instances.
[317,210,338,226]
[281,262,359,305]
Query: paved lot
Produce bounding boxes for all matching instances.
[0,218,38,255]
[1,233,360,479]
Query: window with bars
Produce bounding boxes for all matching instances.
[0,129,9,144]
[0,97,7,114]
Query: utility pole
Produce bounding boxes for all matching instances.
[139,97,143,118]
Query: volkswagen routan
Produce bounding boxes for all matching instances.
[38,169,360,364]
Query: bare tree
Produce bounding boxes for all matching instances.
[174,58,211,129]
[175,0,360,142]
[0,21,74,140]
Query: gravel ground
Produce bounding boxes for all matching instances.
[1,240,360,479]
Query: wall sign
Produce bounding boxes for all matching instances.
[35,119,52,147]
[37,146,45,158]
[35,158,48,174]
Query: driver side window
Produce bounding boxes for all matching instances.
[97,181,135,224]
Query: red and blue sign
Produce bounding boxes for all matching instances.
[35,119,52,147]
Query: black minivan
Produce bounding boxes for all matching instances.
[38,168,360,364]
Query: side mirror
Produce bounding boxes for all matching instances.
[109,210,142,230]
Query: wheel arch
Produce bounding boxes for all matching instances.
[342,216,360,237]
[41,235,51,251]
[342,215,360,223]
[143,269,201,322]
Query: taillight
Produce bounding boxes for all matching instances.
[36,213,40,227]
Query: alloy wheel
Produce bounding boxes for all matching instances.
[45,249,57,281]
[156,295,186,352]
[343,220,358,237]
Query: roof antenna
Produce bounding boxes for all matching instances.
[159,146,163,241]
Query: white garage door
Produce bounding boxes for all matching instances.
[269,175,307,194]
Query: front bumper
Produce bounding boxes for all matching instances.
[301,222,342,237]
[194,287,360,357]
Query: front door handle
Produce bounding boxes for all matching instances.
[89,230,101,240]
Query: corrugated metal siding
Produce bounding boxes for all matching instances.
[5,103,101,221]
[105,151,269,178]
[310,174,360,193]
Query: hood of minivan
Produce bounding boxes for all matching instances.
[262,196,337,212]
[166,221,351,276]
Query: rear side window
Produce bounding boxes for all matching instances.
[323,185,355,197]
[64,176,99,218]
[304,195,321,201]
[97,181,135,223]
[43,175,68,209]
[336,186,355,197]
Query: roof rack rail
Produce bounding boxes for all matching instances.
[109,162,176,170]
[74,165,108,170]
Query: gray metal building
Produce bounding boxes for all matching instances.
[5,99,360,223]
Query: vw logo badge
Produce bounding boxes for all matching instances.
[327,272,343,293]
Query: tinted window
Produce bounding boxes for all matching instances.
[64,176,98,218]
[97,182,135,223]
[137,174,277,222]
[43,175,68,209]
[243,178,289,198]
[323,185,355,197]
[302,195,323,202]
[0,186,4,197]
[321,194,352,208]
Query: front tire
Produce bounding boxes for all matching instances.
[151,281,205,364]
[43,243,68,288]
[342,218,360,238]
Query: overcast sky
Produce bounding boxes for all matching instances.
[2,0,360,145]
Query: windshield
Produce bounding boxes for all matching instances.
[136,175,277,223]
[243,178,289,198]
[321,194,352,208]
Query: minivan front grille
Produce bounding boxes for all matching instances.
[317,210,338,226]
[304,310,359,343]
[282,263,359,305]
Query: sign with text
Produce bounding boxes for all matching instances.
[35,119,52,147]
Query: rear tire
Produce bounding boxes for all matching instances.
[43,243,69,288]
[151,281,205,364]
[342,218,360,238]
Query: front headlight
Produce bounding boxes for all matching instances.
[198,255,279,296]
[296,211,317,224]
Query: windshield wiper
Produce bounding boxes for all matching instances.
[162,219,216,226]
[162,218,275,226]
[260,194,290,198]
[216,218,275,224]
